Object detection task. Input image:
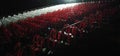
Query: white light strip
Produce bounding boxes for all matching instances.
[0,3,82,26]
[63,0,77,3]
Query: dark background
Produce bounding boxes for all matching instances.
[0,0,120,55]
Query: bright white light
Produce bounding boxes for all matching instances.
[63,0,77,3]
[42,48,46,52]
[61,41,64,43]
[54,40,58,42]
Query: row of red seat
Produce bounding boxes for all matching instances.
[0,2,118,56]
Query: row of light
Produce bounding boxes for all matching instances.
[0,0,109,26]
[0,0,112,26]
[0,3,80,26]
